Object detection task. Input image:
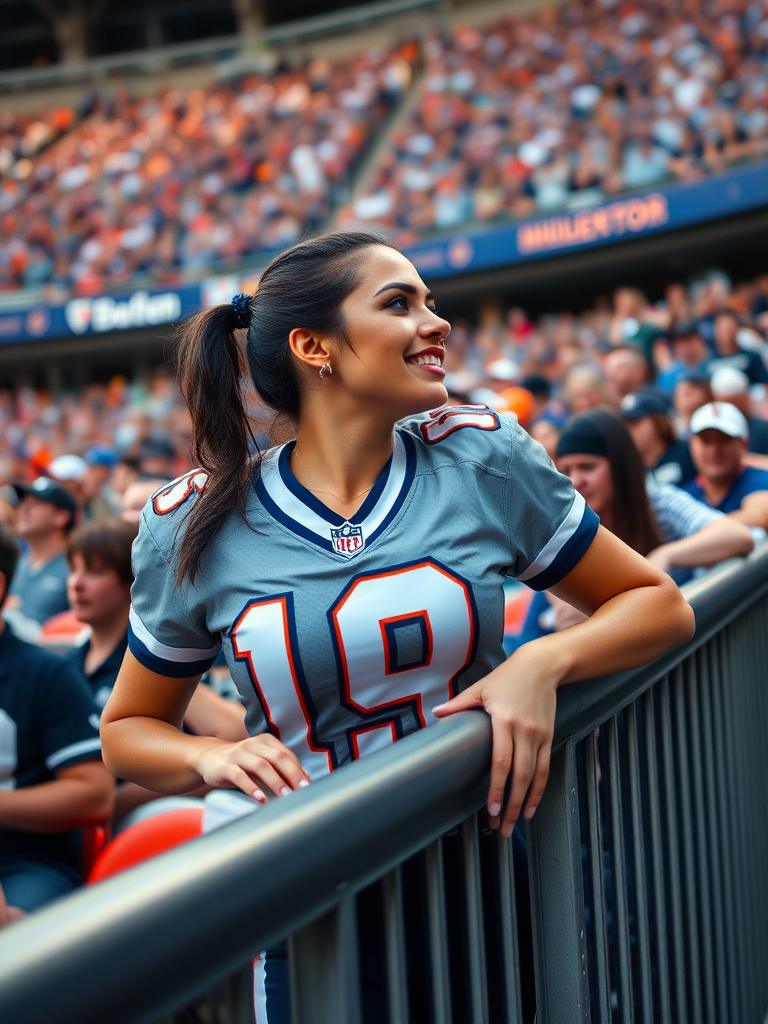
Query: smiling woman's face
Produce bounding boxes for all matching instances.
[322,246,452,420]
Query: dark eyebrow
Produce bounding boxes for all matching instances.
[373,281,435,302]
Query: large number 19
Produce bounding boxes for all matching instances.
[230,560,476,780]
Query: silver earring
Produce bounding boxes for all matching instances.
[319,363,332,379]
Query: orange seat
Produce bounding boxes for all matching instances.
[87,807,204,884]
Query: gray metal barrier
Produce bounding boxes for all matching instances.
[0,547,767,1024]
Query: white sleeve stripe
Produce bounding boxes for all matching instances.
[46,737,102,770]
[129,607,221,662]
[517,491,587,582]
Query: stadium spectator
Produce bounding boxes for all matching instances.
[48,453,88,509]
[672,370,712,437]
[138,437,176,480]
[0,488,16,530]
[657,323,711,393]
[684,402,768,528]
[563,364,614,414]
[0,523,114,914]
[710,366,768,455]
[65,517,247,823]
[66,519,137,712]
[603,346,653,402]
[7,478,76,625]
[620,391,696,488]
[83,446,120,520]
[514,410,754,643]
[707,310,768,386]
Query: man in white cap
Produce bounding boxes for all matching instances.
[709,366,768,455]
[684,402,768,527]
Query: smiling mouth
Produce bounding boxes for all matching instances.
[405,347,446,375]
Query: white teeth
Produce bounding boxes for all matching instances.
[412,354,442,366]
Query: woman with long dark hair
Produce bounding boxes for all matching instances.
[102,233,693,1019]
[515,409,752,642]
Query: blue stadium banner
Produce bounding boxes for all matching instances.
[404,157,768,279]
[0,284,203,346]
[1,158,767,344]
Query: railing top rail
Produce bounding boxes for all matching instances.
[0,542,765,1024]
[0,0,448,93]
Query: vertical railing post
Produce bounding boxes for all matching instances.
[527,740,590,1024]
[289,895,362,1024]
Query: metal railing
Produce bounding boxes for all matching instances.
[0,547,767,1024]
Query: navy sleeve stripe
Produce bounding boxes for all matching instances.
[523,505,600,591]
[128,624,218,678]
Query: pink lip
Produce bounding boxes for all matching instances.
[405,346,446,376]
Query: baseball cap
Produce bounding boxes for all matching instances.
[13,477,77,514]
[677,368,711,387]
[85,445,118,468]
[672,321,702,339]
[710,366,750,398]
[620,390,670,420]
[689,402,748,440]
[48,454,87,482]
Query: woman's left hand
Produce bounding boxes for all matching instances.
[433,642,561,837]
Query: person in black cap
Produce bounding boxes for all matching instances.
[672,369,712,437]
[6,478,77,626]
[658,322,711,393]
[620,390,696,487]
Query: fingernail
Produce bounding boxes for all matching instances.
[298,779,310,788]
[502,822,515,839]
[253,789,267,802]
[524,806,537,819]
[280,786,291,797]
[488,801,501,818]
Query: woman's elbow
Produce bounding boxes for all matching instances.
[660,576,696,645]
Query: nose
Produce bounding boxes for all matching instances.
[419,310,451,343]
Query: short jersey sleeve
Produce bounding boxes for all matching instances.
[36,659,102,773]
[128,508,221,678]
[501,418,600,590]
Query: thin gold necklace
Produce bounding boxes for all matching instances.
[292,447,375,506]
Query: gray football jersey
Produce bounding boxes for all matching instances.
[129,406,598,780]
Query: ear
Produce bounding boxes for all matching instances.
[53,507,73,531]
[288,328,332,374]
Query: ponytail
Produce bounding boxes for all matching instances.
[175,302,254,584]
[174,230,397,584]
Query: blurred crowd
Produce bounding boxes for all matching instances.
[343,0,768,235]
[0,44,415,295]
[4,0,768,294]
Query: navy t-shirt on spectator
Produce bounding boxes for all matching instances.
[8,551,70,624]
[747,417,768,456]
[706,351,768,386]
[68,634,128,712]
[0,627,102,879]
[647,440,697,488]
[684,466,768,513]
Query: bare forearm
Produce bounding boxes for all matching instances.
[652,520,753,569]
[101,717,227,793]
[0,779,112,832]
[531,579,694,685]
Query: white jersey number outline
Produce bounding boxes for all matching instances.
[230,560,476,776]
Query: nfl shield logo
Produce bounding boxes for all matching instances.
[331,521,365,556]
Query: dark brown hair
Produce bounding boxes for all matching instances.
[66,517,138,586]
[564,409,664,556]
[175,230,398,583]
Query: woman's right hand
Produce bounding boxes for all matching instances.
[193,733,310,803]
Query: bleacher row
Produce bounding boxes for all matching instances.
[2,0,768,296]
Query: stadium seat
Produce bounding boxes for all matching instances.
[87,807,204,884]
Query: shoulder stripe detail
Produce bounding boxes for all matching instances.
[152,470,210,515]
[420,405,500,444]
[46,737,102,771]
[129,607,220,662]
[516,493,601,593]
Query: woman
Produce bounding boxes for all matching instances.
[102,233,693,1018]
[515,409,753,644]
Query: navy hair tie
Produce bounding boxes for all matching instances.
[230,293,251,329]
